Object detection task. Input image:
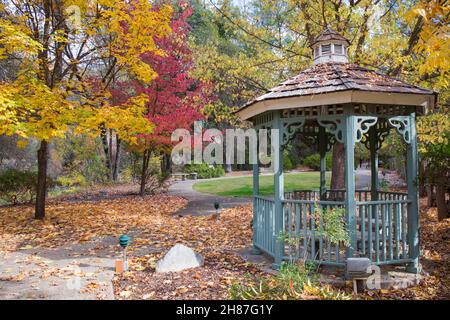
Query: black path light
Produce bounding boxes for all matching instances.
[214,201,220,214]
[119,234,130,272]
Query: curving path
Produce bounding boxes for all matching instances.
[169,178,252,216]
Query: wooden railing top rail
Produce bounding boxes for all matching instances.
[283,199,345,205]
[356,200,411,205]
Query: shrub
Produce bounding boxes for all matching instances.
[184,163,225,179]
[229,262,350,300]
[283,151,293,171]
[316,205,350,247]
[56,172,87,187]
[56,135,109,184]
[303,153,331,171]
[0,169,38,205]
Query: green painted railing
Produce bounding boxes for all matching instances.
[281,199,346,266]
[253,189,412,267]
[356,196,411,265]
[253,196,276,257]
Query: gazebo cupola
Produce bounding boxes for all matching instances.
[237,28,437,273]
[311,26,350,64]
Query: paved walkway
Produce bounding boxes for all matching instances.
[0,236,120,300]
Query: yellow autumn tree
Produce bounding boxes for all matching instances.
[406,0,450,220]
[0,0,173,219]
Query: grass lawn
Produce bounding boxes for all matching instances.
[192,172,331,197]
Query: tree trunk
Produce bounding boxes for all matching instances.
[426,185,435,207]
[160,153,171,174]
[35,140,49,219]
[100,126,121,181]
[140,150,150,196]
[112,136,121,181]
[100,125,111,180]
[109,128,114,180]
[419,160,427,197]
[330,142,345,190]
[436,185,448,221]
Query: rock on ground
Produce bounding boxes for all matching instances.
[156,244,204,273]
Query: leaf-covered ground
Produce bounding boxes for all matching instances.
[0,194,448,300]
[112,205,265,299]
[0,195,187,252]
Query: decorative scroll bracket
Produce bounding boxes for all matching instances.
[281,118,306,146]
[326,133,336,152]
[317,117,344,143]
[355,116,378,142]
[362,120,391,151]
[318,116,377,145]
[388,116,411,144]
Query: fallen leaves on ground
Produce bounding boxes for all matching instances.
[1,194,449,300]
[113,205,264,300]
[0,195,187,252]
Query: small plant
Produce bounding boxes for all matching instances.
[57,172,88,187]
[229,261,350,300]
[229,262,312,300]
[316,204,351,248]
[283,150,293,171]
[277,231,300,263]
[379,178,390,192]
[278,204,350,266]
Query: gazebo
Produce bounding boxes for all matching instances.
[236,28,437,273]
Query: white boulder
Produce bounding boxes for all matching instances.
[155,244,204,273]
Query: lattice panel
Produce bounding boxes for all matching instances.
[252,112,274,127]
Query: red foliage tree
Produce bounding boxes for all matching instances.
[110,1,213,195]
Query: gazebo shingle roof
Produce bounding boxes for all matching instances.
[241,63,435,109]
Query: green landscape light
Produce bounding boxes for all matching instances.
[119,235,130,271]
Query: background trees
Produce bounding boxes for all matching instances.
[0,0,448,220]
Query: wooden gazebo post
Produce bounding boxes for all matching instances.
[369,126,379,201]
[252,154,260,254]
[273,111,284,268]
[406,112,419,273]
[344,106,357,257]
